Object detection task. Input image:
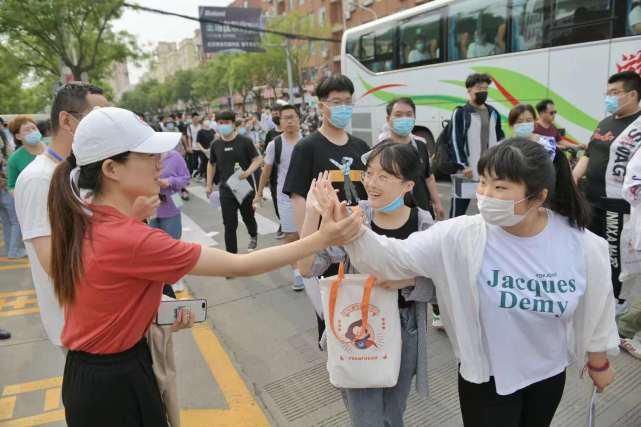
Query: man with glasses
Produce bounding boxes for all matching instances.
[283,74,369,344]
[573,71,641,318]
[13,82,109,348]
[534,99,580,150]
[255,105,306,290]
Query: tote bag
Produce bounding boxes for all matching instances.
[319,263,402,388]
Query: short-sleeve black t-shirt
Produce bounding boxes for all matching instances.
[196,129,215,150]
[264,128,282,147]
[283,131,369,205]
[585,111,641,206]
[209,134,259,185]
[411,138,432,211]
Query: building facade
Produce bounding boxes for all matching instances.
[263,0,431,81]
[143,30,204,83]
[107,62,132,102]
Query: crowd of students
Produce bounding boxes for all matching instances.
[0,68,640,426]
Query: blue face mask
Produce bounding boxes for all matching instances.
[391,117,415,136]
[513,122,534,137]
[605,95,620,114]
[219,124,234,136]
[24,130,42,146]
[377,193,405,213]
[329,105,353,129]
[238,127,247,135]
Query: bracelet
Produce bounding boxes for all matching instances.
[587,359,610,372]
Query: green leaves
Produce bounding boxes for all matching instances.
[119,10,331,113]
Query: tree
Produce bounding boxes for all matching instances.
[263,12,331,92]
[0,50,50,113]
[0,0,140,82]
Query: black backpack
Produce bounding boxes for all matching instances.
[269,136,283,189]
[433,107,468,176]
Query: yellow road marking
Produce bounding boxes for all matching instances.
[42,388,60,412]
[182,324,270,427]
[0,265,30,272]
[0,397,16,421]
[0,308,40,318]
[2,378,62,397]
[3,297,36,310]
[0,409,65,427]
[0,291,34,298]
[0,258,28,263]
[0,289,269,426]
[177,289,269,426]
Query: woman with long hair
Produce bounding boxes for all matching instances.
[48,107,362,426]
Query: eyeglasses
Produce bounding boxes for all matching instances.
[323,99,354,107]
[361,171,402,185]
[549,111,557,115]
[129,153,162,168]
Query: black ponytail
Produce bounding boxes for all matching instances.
[478,138,591,229]
[550,147,591,229]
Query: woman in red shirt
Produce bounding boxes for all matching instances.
[47,107,362,427]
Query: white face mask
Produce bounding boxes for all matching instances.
[476,193,532,227]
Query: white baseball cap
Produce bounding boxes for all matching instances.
[73,107,181,166]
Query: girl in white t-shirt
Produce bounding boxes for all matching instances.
[316,138,619,427]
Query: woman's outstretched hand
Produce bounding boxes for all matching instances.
[318,197,364,247]
[312,171,343,219]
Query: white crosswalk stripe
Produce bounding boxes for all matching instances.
[187,184,280,236]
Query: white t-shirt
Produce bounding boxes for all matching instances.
[264,133,299,195]
[478,211,586,395]
[190,124,203,151]
[14,154,64,346]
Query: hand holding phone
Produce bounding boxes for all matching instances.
[156,299,207,327]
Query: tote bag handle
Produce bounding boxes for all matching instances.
[328,262,377,344]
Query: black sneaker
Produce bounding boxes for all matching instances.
[248,236,258,252]
[180,189,190,201]
[0,328,11,340]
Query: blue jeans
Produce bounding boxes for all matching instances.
[0,189,26,258]
[149,214,182,240]
[341,306,418,427]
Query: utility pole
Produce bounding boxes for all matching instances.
[285,39,294,105]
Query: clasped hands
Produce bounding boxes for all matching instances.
[309,172,414,291]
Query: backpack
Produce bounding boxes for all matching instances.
[269,136,283,189]
[433,106,468,176]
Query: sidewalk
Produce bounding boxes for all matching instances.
[1,184,641,426]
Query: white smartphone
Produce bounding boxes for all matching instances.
[155,299,208,326]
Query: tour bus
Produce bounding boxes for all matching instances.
[341,0,641,151]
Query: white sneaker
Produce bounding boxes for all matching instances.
[432,313,445,331]
[620,338,641,360]
[292,274,305,291]
[616,300,630,318]
[172,280,185,292]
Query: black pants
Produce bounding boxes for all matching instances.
[458,370,565,427]
[185,152,197,175]
[270,181,280,219]
[195,151,208,178]
[588,205,624,300]
[220,189,258,253]
[450,198,471,218]
[62,339,168,427]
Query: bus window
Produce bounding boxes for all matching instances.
[448,0,508,61]
[547,0,613,47]
[400,12,442,67]
[629,0,641,35]
[346,35,359,58]
[359,27,396,72]
[511,0,546,52]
